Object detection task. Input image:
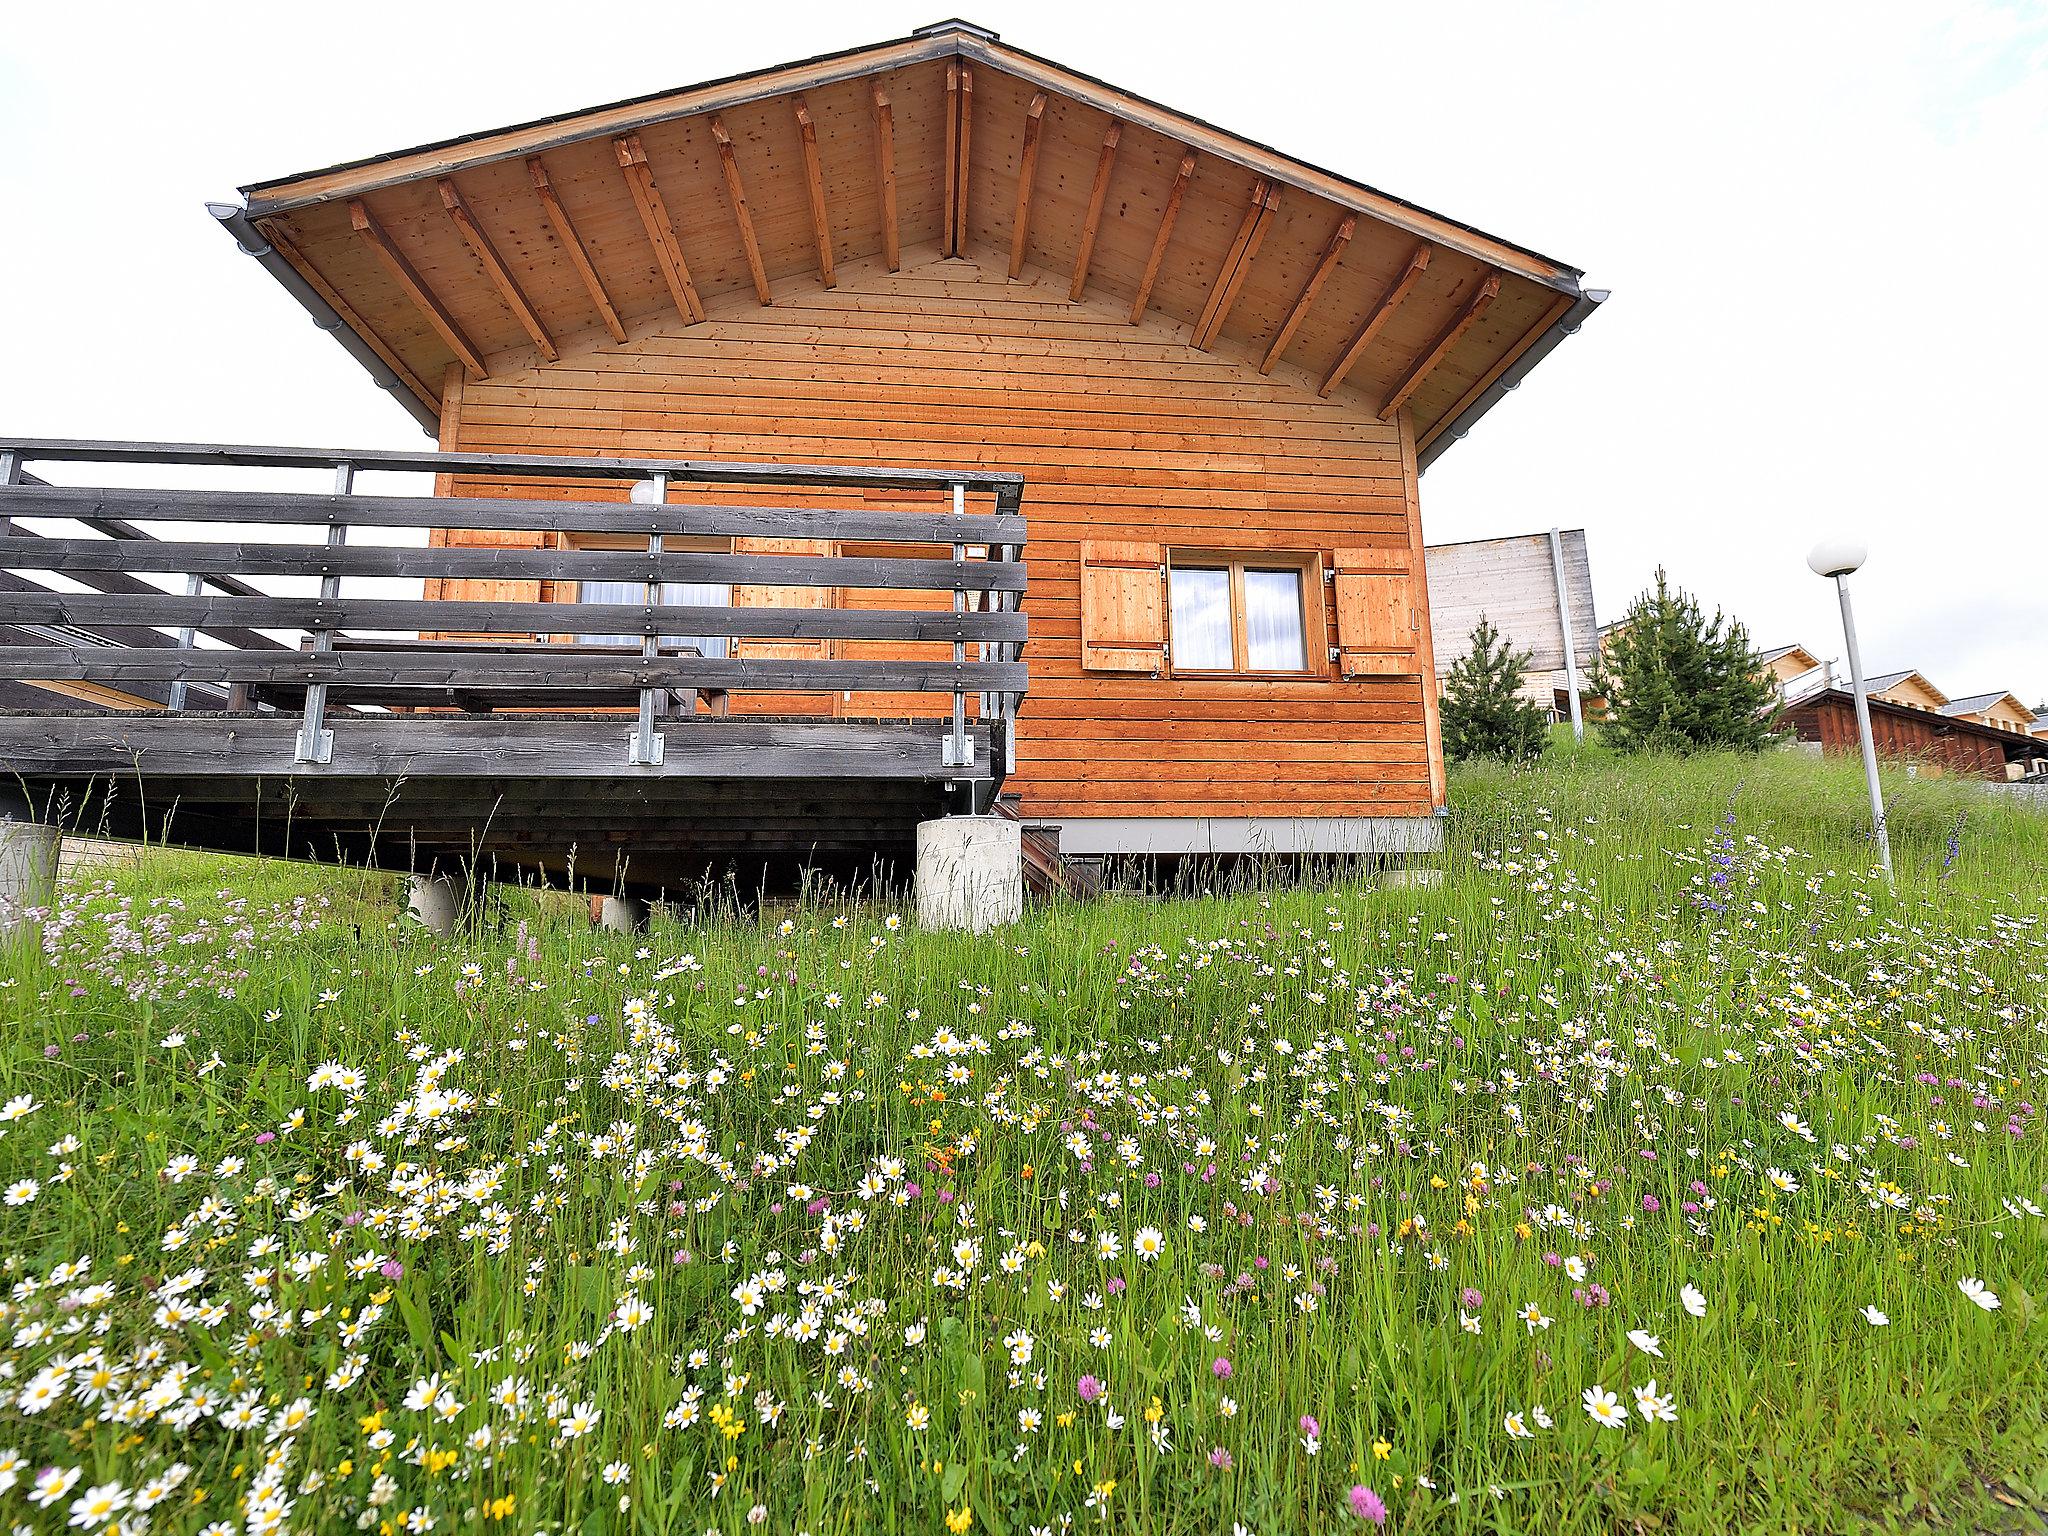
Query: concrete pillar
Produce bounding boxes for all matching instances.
[597,895,649,933]
[407,874,466,937]
[0,813,60,937]
[915,816,1022,932]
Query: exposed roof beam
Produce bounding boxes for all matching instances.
[709,117,773,305]
[263,223,440,409]
[1317,243,1431,398]
[1260,212,1353,375]
[953,62,975,256]
[1129,149,1196,325]
[790,96,836,289]
[347,198,487,376]
[612,134,705,324]
[943,61,962,257]
[1193,177,1278,350]
[1378,272,1500,420]
[1417,289,1575,455]
[1069,119,1121,302]
[436,177,558,361]
[526,156,627,344]
[1007,92,1049,279]
[870,80,900,272]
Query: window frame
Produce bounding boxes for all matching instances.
[1163,547,1327,680]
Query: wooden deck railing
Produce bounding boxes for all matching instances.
[0,439,1026,786]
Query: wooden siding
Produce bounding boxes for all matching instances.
[1424,529,1595,705]
[1783,690,2026,781]
[441,249,1438,820]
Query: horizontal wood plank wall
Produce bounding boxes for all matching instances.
[443,247,1434,819]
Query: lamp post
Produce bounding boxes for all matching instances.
[1807,540,1892,884]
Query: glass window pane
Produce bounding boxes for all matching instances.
[573,579,639,648]
[1242,568,1307,671]
[658,581,731,658]
[1169,566,1234,670]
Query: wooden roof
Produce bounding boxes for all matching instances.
[235,21,1594,456]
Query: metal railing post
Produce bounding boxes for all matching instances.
[165,572,206,713]
[295,460,352,763]
[943,480,971,772]
[630,473,670,766]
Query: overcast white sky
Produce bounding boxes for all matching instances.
[3,1,2044,705]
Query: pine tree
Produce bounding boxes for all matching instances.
[1592,568,1774,753]
[1439,614,1552,763]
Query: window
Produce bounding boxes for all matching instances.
[563,536,730,656]
[1166,553,1314,674]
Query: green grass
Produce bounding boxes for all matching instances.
[0,742,2044,1535]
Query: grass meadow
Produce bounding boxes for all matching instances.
[0,742,2044,1535]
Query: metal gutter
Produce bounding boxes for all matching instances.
[204,202,442,438]
[1417,289,1607,474]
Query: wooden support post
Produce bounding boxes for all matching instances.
[1261,213,1354,374]
[1379,272,1500,420]
[614,135,706,324]
[1069,120,1121,302]
[528,156,627,343]
[1318,243,1432,398]
[1008,92,1048,279]
[943,61,961,257]
[349,199,487,376]
[791,96,836,288]
[709,117,773,305]
[437,177,558,360]
[870,79,900,272]
[1194,178,1278,349]
[1130,150,1195,325]
[953,63,974,257]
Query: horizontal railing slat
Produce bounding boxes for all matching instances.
[0,485,1027,544]
[0,438,1025,493]
[0,590,1029,643]
[0,645,1027,693]
[0,537,1026,592]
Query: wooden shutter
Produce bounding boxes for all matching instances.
[1078,540,1164,672]
[1333,546,1420,677]
[732,538,832,661]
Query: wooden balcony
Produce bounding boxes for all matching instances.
[0,438,1026,893]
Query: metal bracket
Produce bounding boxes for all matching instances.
[295,728,334,765]
[940,733,973,768]
[628,730,666,766]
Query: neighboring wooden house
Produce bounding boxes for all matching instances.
[1939,690,2037,737]
[0,21,1606,895]
[1758,643,1828,702]
[1862,669,1948,713]
[1782,688,2038,781]
[1424,529,1595,715]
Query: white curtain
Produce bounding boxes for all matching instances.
[1169,566,1234,670]
[1242,569,1306,671]
[574,580,730,656]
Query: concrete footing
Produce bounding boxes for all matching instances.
[0,814,60,936]
[915,815,1022,932]
[1378,865,1444,891]
[597,895,649,933]
[407,874,467,936]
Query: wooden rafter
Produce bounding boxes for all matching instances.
[1418,290,1574,453]
[1130,150,1196,325]
[1069,119,1121,302]
[954,63,975,257]
[1007,92,1049,279]
[526,156,626,344]
[1194,177,1279,350]
[1317,243,1431,398]
[263,223,439,409]
[348,198,487,376]
[709,117,773,306]
[1260,213,1354,375]
[870,80,900,272]
[612,134,705,325]
[943,61,961,257]
[1378,272,1501,420]
[790,96,836,289]
[436,177,558,361]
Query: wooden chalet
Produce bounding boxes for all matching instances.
[1783,688,2044,782]
[0,20,1603,900]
